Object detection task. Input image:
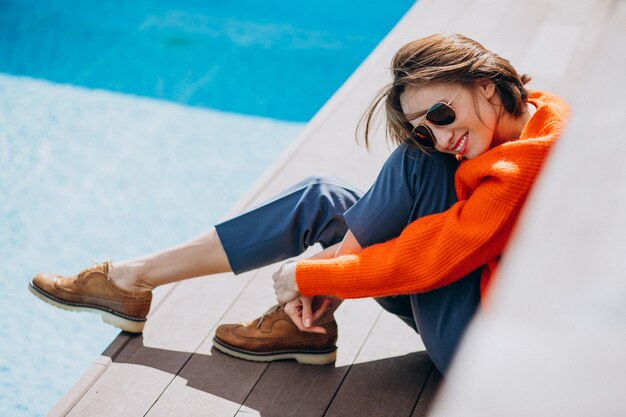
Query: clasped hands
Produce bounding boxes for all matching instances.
[272,260,332,334]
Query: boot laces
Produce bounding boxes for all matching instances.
[76,260,111,285]
[256,304,280,328]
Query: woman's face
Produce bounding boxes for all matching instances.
[400,82,500,159]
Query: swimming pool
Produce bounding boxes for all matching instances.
[0,1,413,416]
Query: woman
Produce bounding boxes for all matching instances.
[29,33,568,374]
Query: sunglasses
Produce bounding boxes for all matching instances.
[410,87,462,148]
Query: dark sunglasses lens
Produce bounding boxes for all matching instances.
[427,102,455,126]
[413,125,434,147]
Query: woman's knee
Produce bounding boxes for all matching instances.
[296,174,356,190]
[296,174,362,208]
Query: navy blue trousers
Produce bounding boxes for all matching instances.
[215,143,482,373]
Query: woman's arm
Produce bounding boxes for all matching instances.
[280,230,362,332]
[295,139,554,299]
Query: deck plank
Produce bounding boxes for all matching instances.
[324,311,430,417]
[146,257,321,416]
[242,362,348,417]
[47,356,111,417]
[411,368,443,417]
[144,266,276,417]
[64,271,257,416]
[236,299,384,417]
[145,353,268,417]
[325,352,433,417]
[145,252,388,417]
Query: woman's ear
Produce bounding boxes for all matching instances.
[476,78,496,100]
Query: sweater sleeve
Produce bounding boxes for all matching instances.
[296,140,552,299]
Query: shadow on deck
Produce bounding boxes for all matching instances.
[105,333,441,417]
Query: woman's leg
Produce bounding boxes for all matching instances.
[109,228,230,292]
[409,273,481,374]
[373,295,417,332]
[110,175,362,292]
[343,143,481,374]
[31,175,361,334]
[206,176,362,364]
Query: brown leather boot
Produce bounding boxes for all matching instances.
[28,261,152,333]
[213,305,338,365]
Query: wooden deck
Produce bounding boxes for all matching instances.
[48,0,622,416]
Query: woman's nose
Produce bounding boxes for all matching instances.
[429,124,453,150]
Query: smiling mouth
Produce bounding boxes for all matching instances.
[452,133,468,154]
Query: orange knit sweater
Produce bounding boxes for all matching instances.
[296,91,569,300]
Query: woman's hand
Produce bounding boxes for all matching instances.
[272,260,300,305]
[273,260,333,333]
[283,296,332,334]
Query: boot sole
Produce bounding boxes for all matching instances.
[28,282,146,333]
[212,337,337,365]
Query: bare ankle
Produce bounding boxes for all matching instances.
[109,262,155,292]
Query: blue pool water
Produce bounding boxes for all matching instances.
[0,0,412,122]
[0,1,413,416]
